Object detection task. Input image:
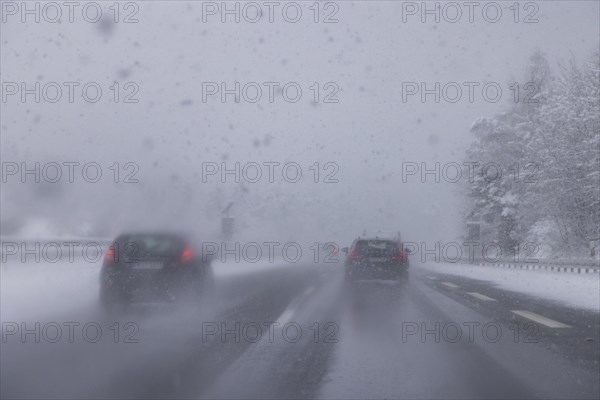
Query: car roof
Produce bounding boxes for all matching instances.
[116,232,189,240]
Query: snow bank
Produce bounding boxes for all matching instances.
[420,261,600,311]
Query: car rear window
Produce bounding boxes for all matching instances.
[116,234,184,260]
[355,240,398,255]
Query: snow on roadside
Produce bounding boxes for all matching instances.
[1,257,299,322]
[420,262,600,311]
[1,260,101,322]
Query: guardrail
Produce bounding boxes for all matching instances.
[456,258,600,274]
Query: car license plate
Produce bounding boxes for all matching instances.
[369,257,387,263]
[133,262,164,270]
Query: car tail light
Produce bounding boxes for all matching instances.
[348,248,362,260]
[395,243,406,262]
[104,248,116,264]
[180,248,192,263]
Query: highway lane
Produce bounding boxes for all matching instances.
[1,260,599,399]
[1,262,326,399]
[419,270,600,371]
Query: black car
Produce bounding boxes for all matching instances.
[343,237,409,281]
[99,232,213,308]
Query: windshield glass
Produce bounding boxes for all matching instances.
[1,1,599,399]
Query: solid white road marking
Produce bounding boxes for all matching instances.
[466,292,497,301]
[441,282,459,289]
[511,310,571,328]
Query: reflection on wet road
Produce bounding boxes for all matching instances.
[2,261,599,399]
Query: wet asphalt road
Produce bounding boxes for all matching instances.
[1,261,599,399]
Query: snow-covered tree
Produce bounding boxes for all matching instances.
[464,48,599,258]
[535,49,600,253]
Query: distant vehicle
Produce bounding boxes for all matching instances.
[99,232,213,309]
[342,236,409,281]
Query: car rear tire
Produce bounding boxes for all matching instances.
[397,271,409,282]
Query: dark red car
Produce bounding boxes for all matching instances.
[343,237,409,281]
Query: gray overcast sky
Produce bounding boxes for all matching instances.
[1,1,599,242]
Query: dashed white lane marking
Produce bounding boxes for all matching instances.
[275,285,316,326]
[440,282,459,289]
[303,285,316,296]
[511,310,571,328]
[467,292,497,301]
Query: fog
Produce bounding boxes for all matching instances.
[1,1,599,399]
[2,1,597,244]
